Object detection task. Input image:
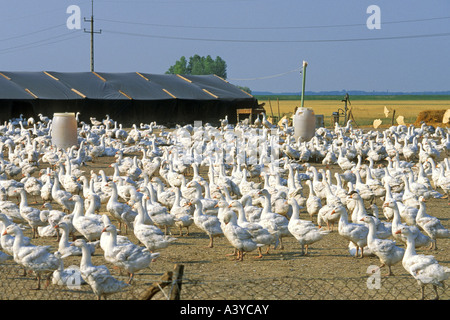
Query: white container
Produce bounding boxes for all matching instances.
[293,107,316,142]
[51,112,78,149]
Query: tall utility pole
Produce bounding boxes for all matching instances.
[84,0,101,72]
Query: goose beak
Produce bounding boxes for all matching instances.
[395,229,402,234]
[331,209,336,214]
[2,230,7,236]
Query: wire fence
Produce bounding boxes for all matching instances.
[0,262,448,300]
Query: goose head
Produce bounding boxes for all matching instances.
[71,238,87,247]
[360,215,375,225]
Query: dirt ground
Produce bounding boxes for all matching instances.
[2,127,450,301]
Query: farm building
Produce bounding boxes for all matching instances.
[0,71,260,126]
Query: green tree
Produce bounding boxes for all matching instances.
[166,54,227,79]
[166,56,188,75]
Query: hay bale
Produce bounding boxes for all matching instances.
[443,109,450,124]
[414,109,448,127]
[396,116,406,126]
[373,119,382,129]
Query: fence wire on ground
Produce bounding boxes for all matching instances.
[0,262,448,300]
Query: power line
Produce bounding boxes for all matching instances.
[96,15,450,31]
[228,66,302,81]
[0,24,66,42]
[102,29,450,43]
[0,31,83,55]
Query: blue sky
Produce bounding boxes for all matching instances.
[1,0,449,94]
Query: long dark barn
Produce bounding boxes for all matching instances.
[0,71,259,127]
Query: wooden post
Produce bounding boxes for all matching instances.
[391,109,396,126]
[169,264,184,300]
[140,271,173,300]
[268,98,274,118]
[277,98,281,122]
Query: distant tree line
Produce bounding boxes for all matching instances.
[166,54,252,94]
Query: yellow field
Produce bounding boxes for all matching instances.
[260,98,450,128]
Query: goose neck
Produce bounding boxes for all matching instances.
[404,235,417,260]
[58,228,71,250]
[193,201,203,217]
[79,244,94,269]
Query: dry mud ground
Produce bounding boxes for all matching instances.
[5,148,447,301]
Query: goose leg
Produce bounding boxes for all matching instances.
[238,251,245,261]
[207,235,214,248]
[226,248,237,257]
[353,245,359,258]
[32,275,42,290]
[127,273,134,284]
[254,247,264,259]
[382,264,394,276]
[278,237,284,250]
[433,285,439,300]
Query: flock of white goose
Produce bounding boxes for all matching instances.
[0,112,450,300]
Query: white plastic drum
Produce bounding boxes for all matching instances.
[293,107,316,142]
[51,112,78,149]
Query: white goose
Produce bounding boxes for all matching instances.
[170,187,194,236]
[51,176,74,213]
[239,194,262,223]
[141,185,175,235]
[106,181,136,234]
[383,200,431,249]
[15,188,46,238]
[189,198,223,248]
[132,199,177,252]
[396,226,450,300]
[228,199,277,258]
[38,202,66,240]
[0,196,23,224]
[221,209,263,261]
[102,223,160,284]
[415,196,450,250]
[71,238,129,300]
[361,216,404,276]
[0,213,31,257]
[288,198,330,256]
[71,195,104,242]
[51,251,87,288]
[55,221,98,257]
[3,224,60,290]
[186,180,218,215]
[332,205,369,258]
[257,189,291,250]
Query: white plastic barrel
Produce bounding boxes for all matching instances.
[293,107,316,142]
[51,112,78,149]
